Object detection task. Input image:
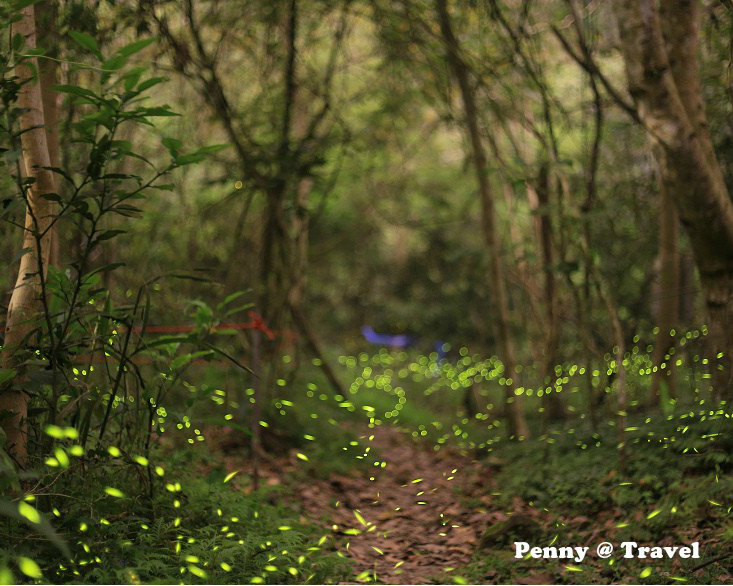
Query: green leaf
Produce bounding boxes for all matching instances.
[50,84,99,100]
[11,0,43,12]
[140,106,179,117]
[101,54,127,72]
[68,31,102,60]
[174,144,229,166]
[224,303,254,318]
[170,354,194,371]
[85,262,125,278]
[111,204,142,217]
[137,76,167,92]
[12,33,24,52]
[0,369,16,386]
[122,67,145,92]
[162,137,182,154]
[118,38,156,58]
[94,230,126,243]
[217,290,247,312]
[194,144,230,155]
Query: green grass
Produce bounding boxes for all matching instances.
[450,410,733,585]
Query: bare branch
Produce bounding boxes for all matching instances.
[551,1,641,124]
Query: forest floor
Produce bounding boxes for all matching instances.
[210,415,733,585]
[293,425,486,584]
[215,424,561,584]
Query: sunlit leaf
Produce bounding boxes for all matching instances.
[68,31,102,60]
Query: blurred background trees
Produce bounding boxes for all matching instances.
[2,0,733,448]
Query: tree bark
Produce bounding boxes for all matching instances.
[650,184,680,404]
[34,0,60,170]
[595,271,628,473]
[529,164,565,420]
[612,0,733,395]
[436,0,529,438]
[1,5,58,466]
[502,181,544,368]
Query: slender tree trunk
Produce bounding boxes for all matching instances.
[250,328,262,490]
[436,0,528,438]
[613,0,733,397]
[288,74,313,372]
[1,6,58,466]
[555,163,598,429]
[502,182,544,367]
[37,0,60,267]
[596,273,627,473]
[290,303,346,396]
[286,84,344,391]
[260,0,298,334]
[650,185,680,404]
[529,164,565,420]
[260,186,290,329]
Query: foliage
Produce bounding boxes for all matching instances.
[0,441,351,584]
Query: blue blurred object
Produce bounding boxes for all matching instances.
[361,325,415,348]
[435,340,447,361]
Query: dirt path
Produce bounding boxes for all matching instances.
[214,422,551,583]
[295,425,493,584]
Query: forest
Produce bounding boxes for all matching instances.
[1,0,733,584]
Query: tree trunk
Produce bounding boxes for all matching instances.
[650,184,680,404]
[1,5,58,466]
[436,0,529,438]
[261,0,298,332]
[250,328,262,490]
[290,303,347,396]
[37,0,60,267]
[612,0,733,396]
[596,273,628,473]
[502,181,544,369]
[529,164,565,420]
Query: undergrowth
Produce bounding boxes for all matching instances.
[0,430,352,585]
[452,411,733,585]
